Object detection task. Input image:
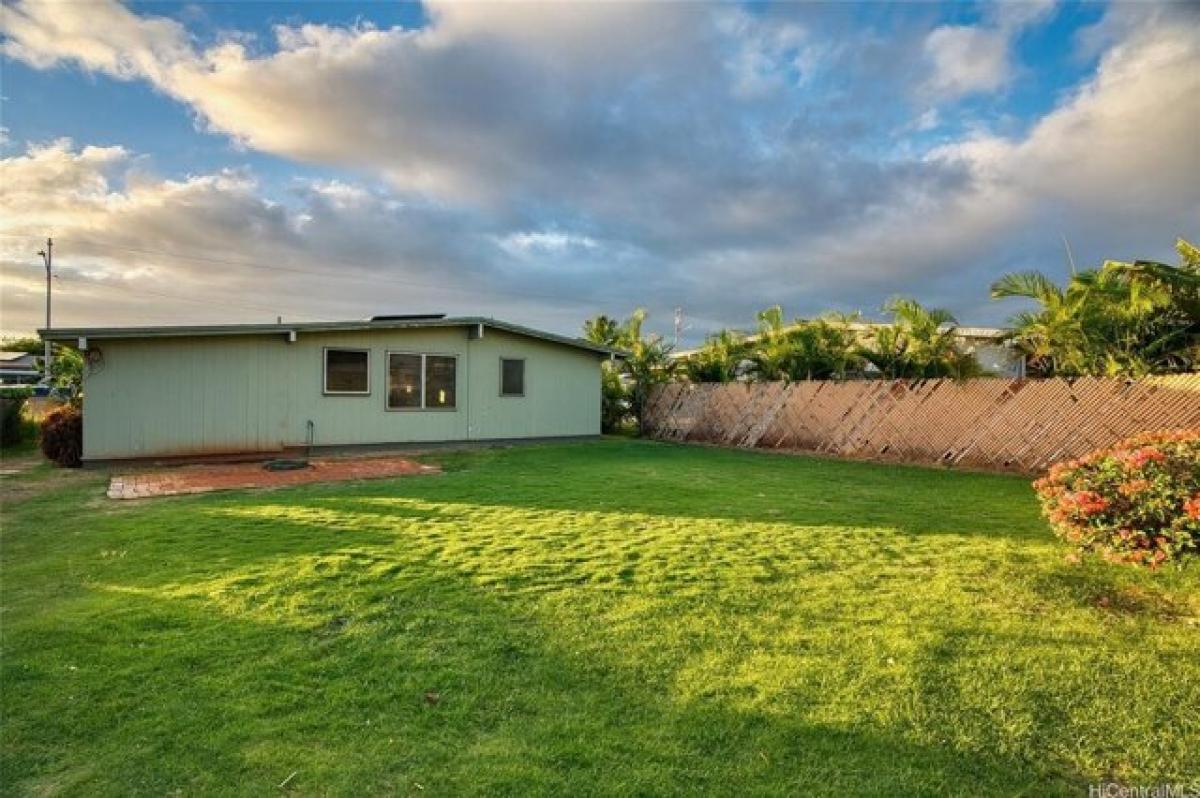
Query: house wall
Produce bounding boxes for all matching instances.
[80,327,602,460]
[965,341,1024,377]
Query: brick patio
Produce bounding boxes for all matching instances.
[107,456,438,500]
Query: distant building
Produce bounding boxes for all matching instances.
[0,351,41,385]
[944,326,1025,378]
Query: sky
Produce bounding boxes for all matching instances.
[1,0,1197,345]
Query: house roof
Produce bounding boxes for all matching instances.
[39,317,625,357]
[0,351,38,367]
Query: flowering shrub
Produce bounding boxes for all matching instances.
[1033,429,1200,567]
[40,406,83,468]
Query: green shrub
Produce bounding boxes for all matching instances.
[1,386,33,446]
[40,406,83,468]
[1033,429,1200,567]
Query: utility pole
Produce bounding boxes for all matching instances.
[673,306,683,349]
[37,238,52,384]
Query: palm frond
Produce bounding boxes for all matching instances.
[990,271,1062,303]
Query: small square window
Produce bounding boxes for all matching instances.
[500,358,525,396]
[324,348,369,394]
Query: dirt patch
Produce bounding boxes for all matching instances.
[1,451,105,504]
[107,456,439,500]
[0,450,44,477]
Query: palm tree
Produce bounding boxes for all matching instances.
[991,238,1199,376]
[1104,238,1200,372]
[617,309,674,435]
[743,308,867,382]
[786,313,864,380]
[859,298,981,379]
[990,272,1089,375]
[583,309,674,436]
[683,329,745,383]
[749,306,795,381]
[582,315,624,348]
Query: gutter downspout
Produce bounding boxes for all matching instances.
[465,328,473,441]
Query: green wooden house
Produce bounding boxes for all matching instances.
[40,315,619,464]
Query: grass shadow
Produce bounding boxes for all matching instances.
[4,439,1196,793]
[385,439,1047,541]
[3,538,1077,795]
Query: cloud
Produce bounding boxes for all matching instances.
[717,9,816,99]
[922,25,1012,99]
[928,6,1200,218]
[498,231,599,257]
[2,1,1198,342]
[0,139,613,335]
[1,0,709,203]
[913,108,941,132]
[921,1,1058,101]
[819,5,1200,313]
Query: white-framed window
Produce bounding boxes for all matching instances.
[323,348,370,395]
[386,352,457,410]
[500,357,525,397]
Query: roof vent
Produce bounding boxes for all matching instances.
[369,314,446,322]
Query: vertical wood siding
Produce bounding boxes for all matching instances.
[81,328,602,460]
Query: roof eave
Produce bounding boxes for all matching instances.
[38,317,623,357]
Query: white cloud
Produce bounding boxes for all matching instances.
[914,108,941,132]
[987,0,1058,33]
[0,140,609,333]
[922,25,1012,99]
[498,231,599,257]
[1,1,1197,342]
[921,1,1058,101]
[1,0,706,202]
[930,8,1200,210]
[813,7,1200,300]
[717,9,815,99]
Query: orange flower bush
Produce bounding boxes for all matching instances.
[1033,429,1200,567]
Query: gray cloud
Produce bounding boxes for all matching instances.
[2,1,1198,344]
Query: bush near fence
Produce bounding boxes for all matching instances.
[642,376,1200,473]
[1,386,34,446]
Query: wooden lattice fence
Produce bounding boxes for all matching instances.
[643,376,1200,473]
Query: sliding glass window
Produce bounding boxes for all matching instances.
[425,356,457,409]
[386,353,456,410]
[387,353,422,409]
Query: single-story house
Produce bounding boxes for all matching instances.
[0,351,41,385]
[40,315,620,464]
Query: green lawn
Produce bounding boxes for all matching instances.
[2,440,1197,796]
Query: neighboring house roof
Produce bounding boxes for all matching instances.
[952,326,1008,340]
[39,317,625,357]
[0,351,39,367]
[0,352,40,382]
